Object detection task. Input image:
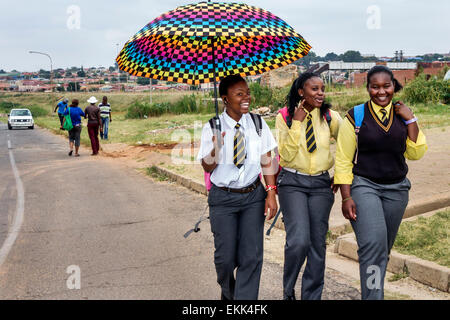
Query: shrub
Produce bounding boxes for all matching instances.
[125,101,151,119]
[28,105,49,117]
[0,101,21,112]
[403,74,450,104]
[125,94,215,119]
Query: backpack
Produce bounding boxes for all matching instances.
[204,112,263,192]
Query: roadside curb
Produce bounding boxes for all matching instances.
[152,165,207,196]
[334,215,450,293]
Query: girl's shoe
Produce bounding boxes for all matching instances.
[68,150,73,156]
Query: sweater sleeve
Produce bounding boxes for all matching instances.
[334,117,356,185]
[404,130,427,160]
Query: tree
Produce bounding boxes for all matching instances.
[38,69,51,79]
[324,52,339,61]
[67,82,81,92]
[0,69,5,73]
[341,50,363,62]
[137,77,151,85]
[77,70,86,77]
[109,66,116,72]
[294,51,317,67]
[119,75,128,82]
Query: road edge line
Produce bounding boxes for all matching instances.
[0,140,25,267]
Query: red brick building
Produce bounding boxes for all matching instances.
[351,61,449,87]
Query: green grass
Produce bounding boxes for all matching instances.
[146,165,169,181]
[393,210,450,268]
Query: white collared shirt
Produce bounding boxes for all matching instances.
[197,111,277,188]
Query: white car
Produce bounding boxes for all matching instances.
[8,108,34,130]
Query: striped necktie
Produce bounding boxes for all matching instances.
[233,123,245,168]
[380,108,388,125]
[305,114,316,153]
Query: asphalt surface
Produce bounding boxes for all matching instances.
[0,122,360,300]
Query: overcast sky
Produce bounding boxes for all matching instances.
[1,0,448,72]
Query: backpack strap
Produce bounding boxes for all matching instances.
[278,107,292,128]
[209,113,262,137]
[323,108,332,126]
[354,103,365,132]
[249,112,262,136]
[352,103,365,165]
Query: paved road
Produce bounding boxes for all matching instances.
[0,123,360,300]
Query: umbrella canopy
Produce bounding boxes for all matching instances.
[116,1,311,85]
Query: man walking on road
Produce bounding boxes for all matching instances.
[54,98,69,129]
[84,96,102,155]
[99,96,112,140]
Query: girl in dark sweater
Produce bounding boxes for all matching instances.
[334,65,427,299]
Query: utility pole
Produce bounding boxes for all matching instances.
[29,51,53,92]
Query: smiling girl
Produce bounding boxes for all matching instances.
[334,65,428,300]
[197,74,278,300]
[276,73,342,300]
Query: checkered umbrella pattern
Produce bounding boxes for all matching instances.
[116,1,311,85]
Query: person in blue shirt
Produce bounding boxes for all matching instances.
[63,99,85,157]
[54,98,69,129]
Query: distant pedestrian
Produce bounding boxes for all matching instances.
[99,96,112,140]
[335,65,428,300]
[84,96,103,155]
[54,98,69,129]
[63,99,85,157]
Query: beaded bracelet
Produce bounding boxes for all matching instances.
[265,185,277,192]
[342,197,352,202]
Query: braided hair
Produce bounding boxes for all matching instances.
[366,65,403,92]
[286,72,331,127]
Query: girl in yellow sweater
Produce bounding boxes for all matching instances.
[276,73,342,300]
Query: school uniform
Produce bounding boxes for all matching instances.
[276,107,342,300]
[335,100,428,300]
[197,111,277,300]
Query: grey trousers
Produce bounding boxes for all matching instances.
[208,183,267,300]
[277,169,334,300]
[350,175,411,300]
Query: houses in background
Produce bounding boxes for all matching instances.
[1,53,449,92]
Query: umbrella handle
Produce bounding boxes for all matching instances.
[214,118,222,146]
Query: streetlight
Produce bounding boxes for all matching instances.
[29,51,53,92]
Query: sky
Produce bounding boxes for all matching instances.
[0,0,449,72]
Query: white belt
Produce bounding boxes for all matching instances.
[283,167,328,177]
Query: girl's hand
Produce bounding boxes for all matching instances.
[292,99,307,122]
[264,191,278,220]
[394,100,414,121]
[330,176,339,194]
[212,131,226,150]
[342,198,357,221]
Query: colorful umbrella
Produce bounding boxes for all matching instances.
[116,1,311,116]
